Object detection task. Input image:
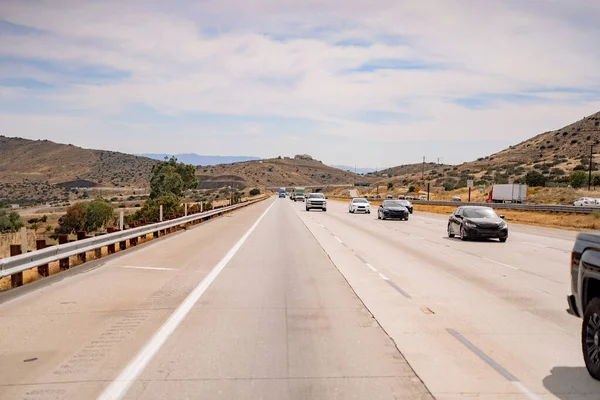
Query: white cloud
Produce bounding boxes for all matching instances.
[0,0,599,166]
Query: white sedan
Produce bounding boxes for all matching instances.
[574,197,600,206]
[348,198,371,213]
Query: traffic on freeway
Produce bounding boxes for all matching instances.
[0,196,598,399]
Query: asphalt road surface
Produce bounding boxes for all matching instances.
[0,197,598,399]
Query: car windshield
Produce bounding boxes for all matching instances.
[383,200,405,207]
[353,198,368,203]
[398,200,410,205]
[308,193,324,198]
[462,208,498,218]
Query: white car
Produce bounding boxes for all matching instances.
[305,193,327,211]
[348,197,371,213]
[574,197,599,206]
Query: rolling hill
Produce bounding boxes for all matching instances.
[195,155,364,189]
[376,111,600,190]
[0,136,157,203]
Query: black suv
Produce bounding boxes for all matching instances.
[568,232,600,380]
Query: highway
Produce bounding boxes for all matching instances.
[0,197,598,399]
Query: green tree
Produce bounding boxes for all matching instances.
[150,165,184,198]
[56,199,114,234]
[86,198,115,231]
[408,186,415,193]
[0,208,24,233]
[593,175,600,189]
[387,182,394,189]
[56,203,88,234]
[136,193,182,221]
[570,171,588,188]
[150,157,198,198]
[525,171,547,187]
[249,188,260,196]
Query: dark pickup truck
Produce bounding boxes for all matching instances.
[568,232,600,380]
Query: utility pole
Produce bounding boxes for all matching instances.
[589,145,594,191]
[422,156,425,181]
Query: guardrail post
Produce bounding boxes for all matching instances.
[106,228,117,253]
[94,233,105,258]
[120,211,124,231]
[10,245,23,287]
[200,202,203,213]
[77,231,87,263]
[185,203,188,217]
[160,205,163,222]
[58,234,69,270]
[36,239,49,277]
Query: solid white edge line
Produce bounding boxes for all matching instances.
[97,201,275,400]
[378,272,389,281]
[122,266,176,271]
[365,263,377,272]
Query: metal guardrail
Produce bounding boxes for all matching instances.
[329,196,600,214]
[0,196,268,280]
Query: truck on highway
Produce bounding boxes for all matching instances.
[293,187,306,202]
[487,184,527,203]
[567,232,600,380]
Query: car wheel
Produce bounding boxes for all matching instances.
[305,207,309,211]
[583,298,600,380]
[460,226,468,241]
[323,208,327,212]
[377,211,381,220]
[499,237,507,243]
[448,224,455,238]
[367,210,371,214]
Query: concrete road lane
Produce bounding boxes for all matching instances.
[0,198,432,400]
[294,199,600,399]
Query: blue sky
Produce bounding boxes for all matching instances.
[1,0,600,168]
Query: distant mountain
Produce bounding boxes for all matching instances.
[139,153,261,166]
[331,165,377,174]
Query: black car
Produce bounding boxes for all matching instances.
[448,206,507,242]
[378,200,410,221]
[397,199,413,214]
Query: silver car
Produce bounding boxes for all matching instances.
[348,197,371,214]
